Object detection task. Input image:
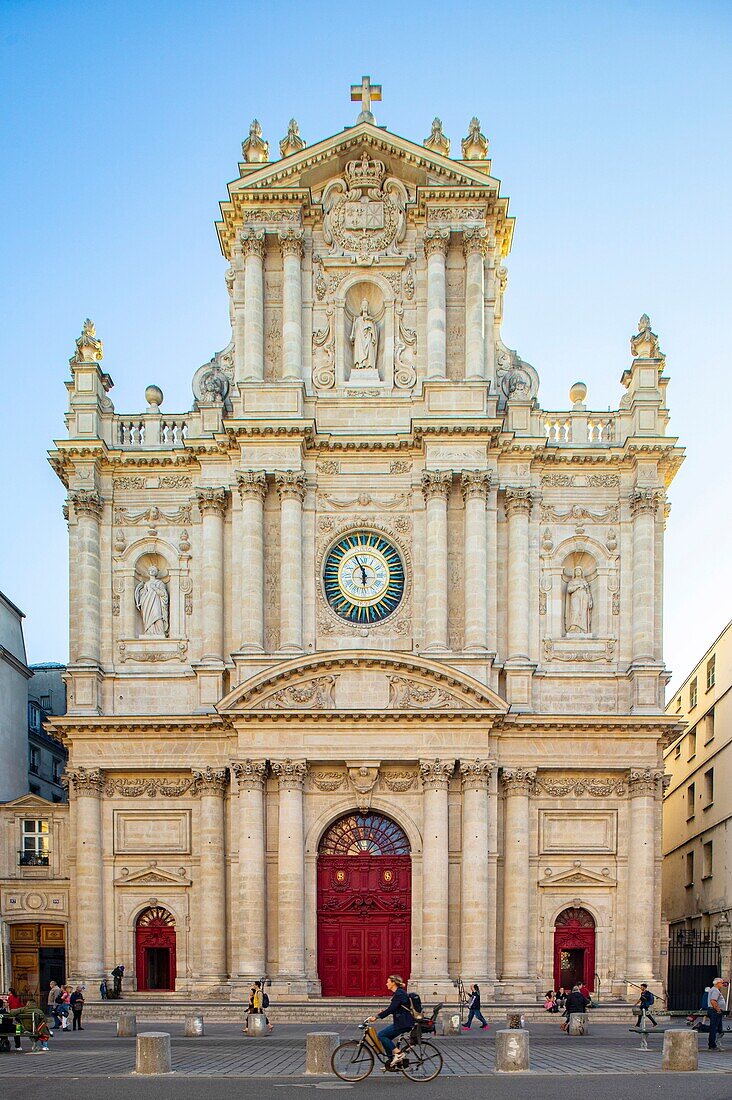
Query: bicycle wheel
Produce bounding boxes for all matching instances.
[331,1040,375,1081]
[401,1040,443,1082]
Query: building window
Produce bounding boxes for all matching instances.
[52,759,63,785]
[675,696,682,713]
[703,708,715,744]
[690,678,698,710]
[29,746,40,775]
[703,841,713,879]
[19,819,50,866]
[28,703,41,732]
[685,851,694,887]
[687,730,696,760]
[674,743,681,759]
[706,656,716,691]
[704,768,714,806]
[40,694,52,711]
[686,782,695,819]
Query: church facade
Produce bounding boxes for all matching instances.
[45,84,683,1002]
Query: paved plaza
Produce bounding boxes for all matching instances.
[0,1020,730,1080]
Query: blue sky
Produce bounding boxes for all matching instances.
[1,0,730,690]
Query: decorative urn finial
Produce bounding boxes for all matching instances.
[73,318,103,363]
[145,384,164,409]
[424,117,450,156]
[630,313,663,359]
[242,119,269,163]
[461,117,489,160]
[279,118,306,158]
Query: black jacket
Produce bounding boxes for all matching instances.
[565,991,589,1014]
[377,988,413,1030]
[468,991,481,1010]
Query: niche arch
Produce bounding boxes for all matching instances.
[333,270,398,390]
[543,535,618,641]
[114,536,191,645]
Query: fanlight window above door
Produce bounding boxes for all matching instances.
[136,906,175,928]
[555,907,595,929]
[319,813,410,856]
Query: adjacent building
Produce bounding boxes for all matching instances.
[27,663,68,803]
[0,591,33,802]
[663,620,731,939]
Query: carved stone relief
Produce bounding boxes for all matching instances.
[387,676,464,710]
[264,309,282,382]
[322,154,409,263]
[264,503,281,651]
[260,675,338,710]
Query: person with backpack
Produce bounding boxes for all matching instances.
[69,985,85,1030]
[463,983,489,1029]
[633,983,657,1027]
[366,975,414,1069]
[47,981,63,1031]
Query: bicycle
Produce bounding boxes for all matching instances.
[332,1007,444,1083]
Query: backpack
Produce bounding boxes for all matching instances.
[408,991,423,1018]
[645,992,655,1006]
[262,992,270,1009]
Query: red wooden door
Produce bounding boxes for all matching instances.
[317,852,411,996]
[553,908,596,992]
[135,907,176,992]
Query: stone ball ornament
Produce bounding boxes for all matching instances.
[569,381,587,407]
[145,384,164,408]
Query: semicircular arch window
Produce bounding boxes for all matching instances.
[136,906,175,928]
[319,812,410,856]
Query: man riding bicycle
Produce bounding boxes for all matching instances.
[367,974,414,1069]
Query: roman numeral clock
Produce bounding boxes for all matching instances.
[323,531,405,624]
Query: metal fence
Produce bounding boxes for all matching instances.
[667,930,720,1012]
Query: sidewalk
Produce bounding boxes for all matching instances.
[1,1021,729,1076]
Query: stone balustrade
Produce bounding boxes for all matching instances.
[543,411,616,444]
[115,414,189,447]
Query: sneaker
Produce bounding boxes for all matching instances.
[462,1025,470,1030]
[480,1024,489,1030]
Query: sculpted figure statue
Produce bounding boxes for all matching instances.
[350,299,378,372]
[135,565,169,637]
[564,566,593,634]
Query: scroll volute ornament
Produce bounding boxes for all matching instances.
[275,470,307,502]
[460,759,496,790]
[271,759,307,790]
[421,470,452,502]
[461,469,492,503]
[69,767,105,798]
[236,469,267,503]
[195,486,229,517]
[231,760,267,790]
[501,768,536,795]
[628,768,665,797]
[71,490,103,520]
[192,767,228,795]
[504,487,533,518]
[419,759,455,790]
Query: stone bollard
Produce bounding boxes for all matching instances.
[495,1028,530,1072]
[246,1013,268,1037]
[184,1015,204,1038]
[568,1013,588,1036]
[305,1032,339,1074]
[662,1029,698,1072]
[117,1012,137,1038]
[506,1012,525,1030]
[135,1032,172,1075]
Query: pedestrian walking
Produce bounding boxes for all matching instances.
[99,977,108,1000]
[70,985,85,1030]
[462,984,489,1029]
[47,980,62,1030]
[707,977,728,1051]
[633,983,657,1027]
[59,985,71,1030]
[6,987,24,1051]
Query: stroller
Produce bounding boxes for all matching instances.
[0,1008,51,1053]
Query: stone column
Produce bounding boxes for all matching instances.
[279,229,304,382]
[272,760,307,980]
[231,760,267,977]
[463,228,489,380]
[625,768,662,980]
[501,768,536,979]
[236,471,267,652]
[505,488,533,661]
[630,489,660,663]
[421,471,452,652]
[424,229,449,380]
[192,768,228,982]
[230,242,247,383]
[486,480,498,653]
[460,760,494,980]
[276,472,306,653]
[461,471,491,652]
[70,491,102,664]
[420,760,453,982]
[71,767,105,981]
[241,227,265,382]
[486,764,499,981]
[195,487,229,662]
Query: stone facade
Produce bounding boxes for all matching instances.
[43,84,683,1001]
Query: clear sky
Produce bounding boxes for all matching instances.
[1,0,730,693]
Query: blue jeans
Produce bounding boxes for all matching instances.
[377,1023,409,1059]
[466,1007,487,1028]
[708,1010,723,1048]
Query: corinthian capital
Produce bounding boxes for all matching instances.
[501,767,536,795]
[504,487,534,518]
[275,470,307,502]
[460,759,496,790]
[193,766,229,795]
[231,759,267,790]
[461,469,492,503]
[195,486,229,517]
[239,226,266,259]
[630,488,663,517]
[71,490,103,520]
[628,767,665,798]
[278,228,304,259]
[69,766,105,798]
[236,469,267,503]
[462,227,490,258]
[423,227,450,258]
[271,759,307,790]
[420,759,454,790]
[421,470,452,503]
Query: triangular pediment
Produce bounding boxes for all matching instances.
[539,865,616,888]
[217,121,513,258]
[114,863,190,887]
[218,651,508,716]
[1,793,64,812]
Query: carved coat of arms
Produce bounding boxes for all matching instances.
[322,153,409,264]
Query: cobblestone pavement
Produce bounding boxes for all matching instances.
[0,1021,730,1077]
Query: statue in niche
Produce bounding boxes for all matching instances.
[350,299,379,377]
[135,565,169,637]
[564,566,593,635]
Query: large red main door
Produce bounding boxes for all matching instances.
[317,813,412,998]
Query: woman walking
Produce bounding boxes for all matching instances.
[462,984,489,1030]
[70,985,85,1030]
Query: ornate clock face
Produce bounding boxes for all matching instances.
[323,531,405,624]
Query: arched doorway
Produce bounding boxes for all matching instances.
[553,907,596,992]
[317,812,411,997]
[135,907,176,992]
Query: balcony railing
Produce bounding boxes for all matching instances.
[18,851,50,867]
[543,411,617,444]
[116,416,189,447]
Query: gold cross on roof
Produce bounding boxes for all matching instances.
[350,75,382,124]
